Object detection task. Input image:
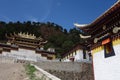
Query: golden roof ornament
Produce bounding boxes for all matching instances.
[113,27,120,33]
[18,32,36,39]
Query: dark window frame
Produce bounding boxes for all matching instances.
[83,49,86,59]
[104,41,115,58]
[75,51,76,55]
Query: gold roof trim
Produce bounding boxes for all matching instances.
[18,32,36,39]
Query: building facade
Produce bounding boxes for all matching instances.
[62,44,91,62]
[0,32,56,62]
[75,1,120,80]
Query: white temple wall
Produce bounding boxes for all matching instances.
[92,44,120,80]
[73,52,76,57]
[1,48,49,62]
[2,52,10,56]
[86,53,89,60]
[11,49,37,61]
[74,49,83,61]
[36,53,47,61]
[63,49,90,62]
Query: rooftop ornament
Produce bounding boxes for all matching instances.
[113,27,120,33]
[74,23,91,39]
[94,33,110,43]
[74,23,88,28]
[18,32,36,39]
[79,34,91,39]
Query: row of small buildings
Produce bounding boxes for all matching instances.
[62,44,91,62]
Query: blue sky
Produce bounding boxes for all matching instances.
[0,0,117,30]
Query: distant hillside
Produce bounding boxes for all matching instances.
[0,21,84,57]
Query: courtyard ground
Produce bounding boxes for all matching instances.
[0,63,29,80]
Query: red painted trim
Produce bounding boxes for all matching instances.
[102,38,110,45]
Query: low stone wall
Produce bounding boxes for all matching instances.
[32,64,61,80]
[34,61,89,72]
[34,62,94,80]
[46,70,93,80]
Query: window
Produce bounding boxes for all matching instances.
[83,49,86,59]
[105,42,112,53]
[103,40,115,58]
[75,51,76,55]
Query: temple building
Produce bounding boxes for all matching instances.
[62,44,91,62]
[0,32,56,62]
[6,32,47,49]
[74,0,120,80]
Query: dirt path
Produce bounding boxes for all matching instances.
[0,63,28,80]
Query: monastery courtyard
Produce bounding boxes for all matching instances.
[0,63,28,80]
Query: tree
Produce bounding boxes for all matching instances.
[62,40,74,52]
[63,29,67,34]
[0,21,84,56]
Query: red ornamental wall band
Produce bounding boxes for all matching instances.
[102,38,110,45]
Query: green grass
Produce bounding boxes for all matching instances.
[25,64,36,80]
[25,64,49,80]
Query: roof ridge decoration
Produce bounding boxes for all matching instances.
[74,23,88,28]
[74,23,91,39]
[94,33,110,43]
[18,32,36,39]
[79,34,91,39]
[113,27,120,33]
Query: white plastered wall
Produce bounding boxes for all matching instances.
[63,49,90,62]
[74,49,83,61]
[1,48,47,62]
[93,44,120,80]
[11,49,37,61]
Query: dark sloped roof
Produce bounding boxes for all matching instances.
[62,43,84,58]
[78,1,120,34]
